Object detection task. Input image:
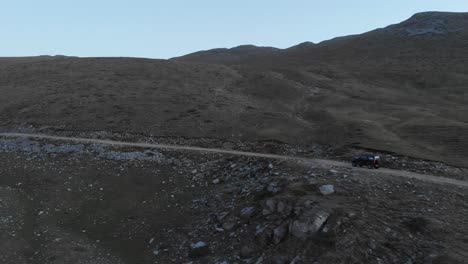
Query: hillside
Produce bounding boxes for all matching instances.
[171,45,280,64]
[1,12,468,167]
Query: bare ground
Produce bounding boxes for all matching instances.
[1,133,467,187]
[1,135,467,264]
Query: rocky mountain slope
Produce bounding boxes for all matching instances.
[1,12,467,167]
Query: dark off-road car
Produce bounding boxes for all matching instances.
[352,155,380,169]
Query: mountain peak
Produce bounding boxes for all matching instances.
[383,11,468,36]
[409,11,468,19]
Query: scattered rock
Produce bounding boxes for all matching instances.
[222,221,236,231]
[290,256,301,264]
[255,225,265,235]
[189,241,210,258]
[347,211,356,218]
[191,241,206,248]
[277,201,286,213]
[289,210,330,239]
[266,199,277,212]
[273,224,288,244]
[304,200,313,208]
[217,212,229,221]
[3,135,460,263]
[267,182,280,194]
[289,220,308,239]
[240,207,255,219]
[319,185,334,195]
[255,255,264,264]
[310,212,330,232]
[278,200,293,216]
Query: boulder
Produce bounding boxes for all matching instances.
[319,185,334,195]
[289,210,330,239]
[189,241,210,258]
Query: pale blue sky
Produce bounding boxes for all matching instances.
[1,0,467,59]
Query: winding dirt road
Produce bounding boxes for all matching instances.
[1,132,467,188]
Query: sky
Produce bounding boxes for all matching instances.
[1,0,467,59]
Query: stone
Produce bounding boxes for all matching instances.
[278,201,293,216]
[347,211,357,218]
[289,220,309,239]
[304,200,314,208]
[189,241,210,258]
[212,178,220,184]
[319,185,334,195]
[265,199,277,212]
[217,212,229,221]
[255,225,265,235]
[267,182,280,194]
[277,201,286,213]
[255,256,264,264]
[290,256,301,264]
[289,210,330,239]
[240,207,255,219]
[191,242,206,248]
[309,211,329,233]
[273,224,288,244]
[222,221,235,231]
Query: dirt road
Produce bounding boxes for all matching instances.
[1,132,467,188]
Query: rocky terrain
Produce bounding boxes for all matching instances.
[1,135,467,264]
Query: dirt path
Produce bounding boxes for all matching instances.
[1,132,467,188]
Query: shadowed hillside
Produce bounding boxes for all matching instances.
[1,12,468,166]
